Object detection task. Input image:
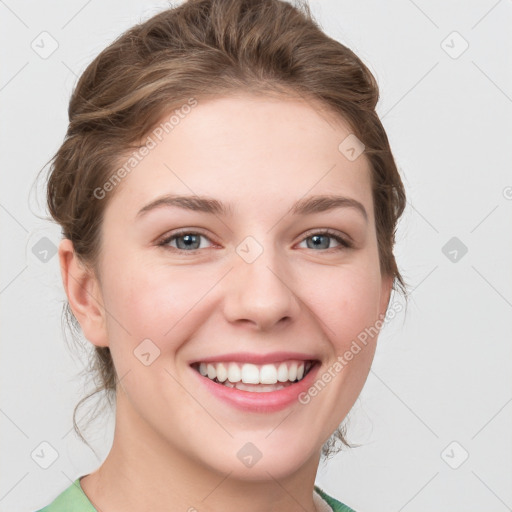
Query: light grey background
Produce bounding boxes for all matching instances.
[1,1,511,511]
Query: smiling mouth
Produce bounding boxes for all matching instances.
[191,360,317,393]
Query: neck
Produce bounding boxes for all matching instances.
[80,389,322,512]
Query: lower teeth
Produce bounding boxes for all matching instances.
[217,379,296,392]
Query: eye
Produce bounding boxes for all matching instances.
[157,229,353,253]
[297,230,353,251]
[158,230,214,252]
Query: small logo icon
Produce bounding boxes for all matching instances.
[236,236,264,263]
[441,31,469,59]
[134,338,161,366]
[442,236,468,263]
[31,441,59,469]
[338,134,365,161]
[441,440,469,469]
[31,31,59,59]
[31,236,57,263]
[236,442,263,468]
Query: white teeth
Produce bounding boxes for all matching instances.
[260,364,278,384]
[234,382,285,392]
[216,362,228,382]
[241,363,260,384]
[227,362,241,383]
[195,360,310,386]
[288,362,297,381]
[277,362,288,382]
[207,364,217,380]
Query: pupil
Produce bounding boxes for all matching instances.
[309,235,328,249]
[178,234,199,250]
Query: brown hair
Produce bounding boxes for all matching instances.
[40,0,408,458]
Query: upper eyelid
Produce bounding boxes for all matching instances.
[158,229,214,248]
[159,228,351,248]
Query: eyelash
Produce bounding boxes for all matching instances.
[157,229,353,253]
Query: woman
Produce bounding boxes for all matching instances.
[36,0,408,510]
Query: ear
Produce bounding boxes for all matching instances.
[58,238,109,347]
[379,274,394,320]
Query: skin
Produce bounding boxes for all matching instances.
[59,91,393,512]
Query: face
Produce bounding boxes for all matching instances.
[68,92,393,481]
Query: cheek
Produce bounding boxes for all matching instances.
[100,262,219,358]
[103,256,189,324]
[299,262,383,350]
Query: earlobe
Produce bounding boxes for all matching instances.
[58,238,109,347]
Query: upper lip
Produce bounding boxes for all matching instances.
[189,351,319,365]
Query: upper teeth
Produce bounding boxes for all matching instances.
[196,360,311,384]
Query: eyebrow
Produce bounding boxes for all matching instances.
[136,193,368,222]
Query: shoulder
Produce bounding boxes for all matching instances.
[34,478,97,512]
[314,485,358,512]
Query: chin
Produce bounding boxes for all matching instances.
[195,434,320,482]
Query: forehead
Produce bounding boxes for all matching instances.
[106,92,374,221]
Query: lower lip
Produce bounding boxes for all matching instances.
[191,363,321,413]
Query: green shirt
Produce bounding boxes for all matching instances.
[35,477,356,512]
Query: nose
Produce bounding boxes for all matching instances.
[222,240,301,332]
